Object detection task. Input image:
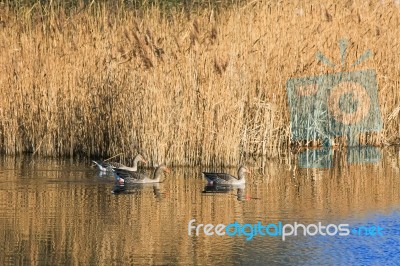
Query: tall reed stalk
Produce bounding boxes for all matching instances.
[1,1,399,166]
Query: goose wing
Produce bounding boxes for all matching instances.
[107,162,128,168]
[114,168,147,182]
[202,172,237,183]
[93,160,127,170]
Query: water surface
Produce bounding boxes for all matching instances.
[0,148,400,265]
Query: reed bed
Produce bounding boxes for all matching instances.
[1,1,400,166]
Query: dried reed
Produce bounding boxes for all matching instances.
[1,1,400,166]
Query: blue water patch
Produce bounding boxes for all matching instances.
[230,210,400,265]
[306,211,400,265]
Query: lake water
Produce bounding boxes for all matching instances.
[1,147,400,265]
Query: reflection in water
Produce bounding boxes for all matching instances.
[1,149,400,264]
[202,184,246,201]
[347,146,381,164]
[298,146,381,168]
[112,183,162,199]
[298,148,333,168]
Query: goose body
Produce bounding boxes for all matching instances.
[114,165,170,184]
[93,154,147,172]
[202,166,250,185]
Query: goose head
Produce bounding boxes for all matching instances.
[134,154,148,164]
[154,164,171,181]
[237,166,251,180]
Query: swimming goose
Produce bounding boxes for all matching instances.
[93,154,147,172]
[114,165,170,184]
[202,166,250,185]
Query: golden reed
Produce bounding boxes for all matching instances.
[0,1,399,165]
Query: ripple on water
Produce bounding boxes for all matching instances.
[0,149,400,265]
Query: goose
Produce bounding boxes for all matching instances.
[113,165,170,184]
[202,166,250,185]
[93,154,147,172]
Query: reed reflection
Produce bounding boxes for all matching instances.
[0,149,400,265]
[297,146,381,169]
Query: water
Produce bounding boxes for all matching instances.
[1,148,400,265]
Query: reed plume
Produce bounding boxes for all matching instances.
[1,1,400,166]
